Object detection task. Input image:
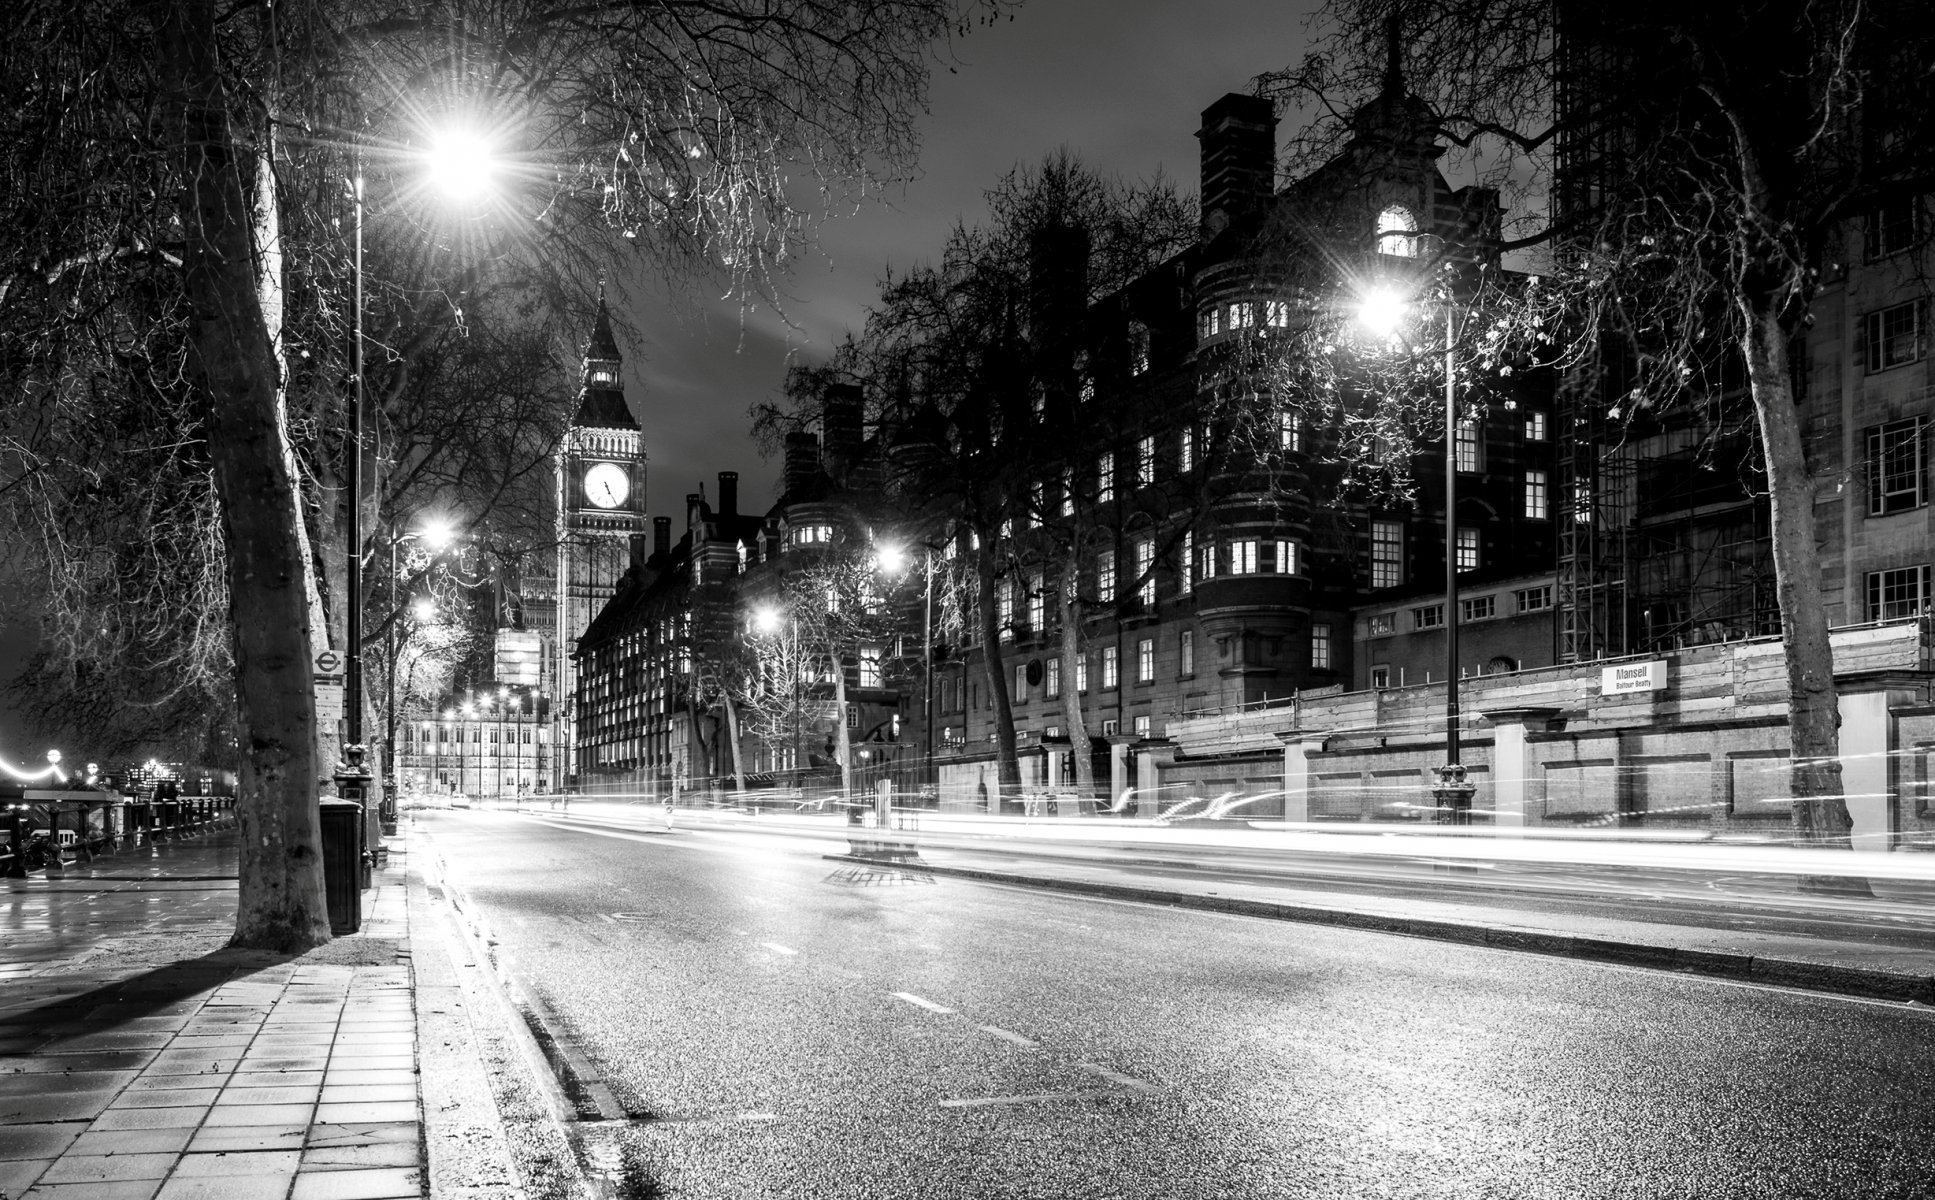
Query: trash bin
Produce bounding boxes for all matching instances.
[319,798,363,935]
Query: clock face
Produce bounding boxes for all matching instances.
[583,462,629,509]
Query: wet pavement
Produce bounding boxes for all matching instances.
[0,828,424,1200]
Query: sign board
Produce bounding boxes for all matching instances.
[313,648,345,728]
[1601,659,1667,695]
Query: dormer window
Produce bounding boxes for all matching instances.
[588,362,618,386]
[1376,204,1420,257]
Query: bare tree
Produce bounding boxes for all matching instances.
[0,0,1016,949]
[1265,0,1935,867]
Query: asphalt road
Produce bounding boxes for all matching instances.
[422,808,1935,1200]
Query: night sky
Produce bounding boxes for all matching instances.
[620,0,1325,523]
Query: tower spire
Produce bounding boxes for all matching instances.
[1382,15,1404,97]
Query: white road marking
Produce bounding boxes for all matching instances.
[976,1024,1038,1047]
[1076,1062,1159,1092]
[760,942,798,956]
[939,1090,1097,1109]
[892,992,955,1014]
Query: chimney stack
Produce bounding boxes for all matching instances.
[821,384,864,478]
[718,471,739,519]
[783,431,821,501]
[1197,93,1276,237]
[653,516,672,560]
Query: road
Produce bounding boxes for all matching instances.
[421,807,1935,1200]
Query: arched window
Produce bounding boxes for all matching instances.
[1376,204,1419,257]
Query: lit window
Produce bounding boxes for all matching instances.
[1180,427,1195,473]
[1455,418,1482,473]
[1868,565,1931,620]
[1370,665,1391,689]
[1098,551,1116,602]
[1136,638,1155,683]
[1136,540,1155,606]
[737,543,748,573]
[1098,453,1114,502]
[1102,645,1119,688]
[1203,307,1222,338]
[1198,538,1217,582]
[1274,540,1297,574]
[1015,662,1028,699]
[1376,204,1419,257]
[1230,539,1259,574]
[1061,470,1075,516]
[1457,527,1480,572]
[1046,656,1062,698]
[790,523,832,545]
[1027,574,1045,630]
[1230,301,1256,330]
[1368,613,1395,636]
[1137,436,1156,486]
[1129,321,1151,375]
[1525,411,1548,441]
[1077,657,1090,694]
[1311,622,1332,669]
[1516,585,1553,612]
[1461,596,1496,621]
[1133,715,1152,738]
[1370,520,1403,588]
[1413,604,1444,629]
[860,645,883,688]
[1266,299,1290,328]
[1101,718,1119,737]
[1180,630,1195,676]
[997,583,1014,636]
[1526,470,1550,519]
[1280,412,1301,452]
[1865,301,1923,373]
[1868,418,1927,515]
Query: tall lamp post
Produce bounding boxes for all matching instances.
[877,543,936,805]
[753,608,802,791]
[1357,282,1475,825]
[343,128,500,824]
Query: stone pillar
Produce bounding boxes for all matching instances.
[1275,731,1329,825]
[1106,737,1139,816]
[1135,739,1174,816]
[1838,683,1910,852]
[1480,708,1561,834]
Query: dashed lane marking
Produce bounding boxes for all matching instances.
[760,942,798,956]
[976,1024,1039,1048]
[1076,1062,1159,1092]
[939,1090,1102,1109]
[892,991,955,1014]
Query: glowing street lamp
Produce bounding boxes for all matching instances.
[1353,279,1474,824]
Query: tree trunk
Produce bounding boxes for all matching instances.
[833,652,854,799]
[1059,556,1097,799]
[724,692,748,795]
[162,0,329,950]
[1740,304,1869,894]
[975,545,1021,806]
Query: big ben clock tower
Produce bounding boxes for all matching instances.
[555,292,646,788]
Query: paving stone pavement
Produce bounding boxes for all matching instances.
[0,825,450,1200]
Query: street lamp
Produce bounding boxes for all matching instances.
[381,517,453,829]
[345,129,501,806]
[1356,280,1475,825]
[753,607,802,792]
[877,543,936,806]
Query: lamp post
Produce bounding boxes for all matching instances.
[381,520,451,829]
[876,543,936,805]
[1356,282,1475,825]
[753,608,802,792]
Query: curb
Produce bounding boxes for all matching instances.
[825,853,1935,1007]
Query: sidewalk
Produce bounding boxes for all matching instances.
[0,824,530,1200]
